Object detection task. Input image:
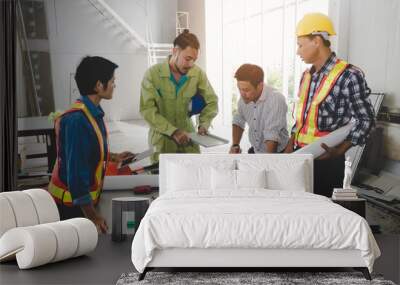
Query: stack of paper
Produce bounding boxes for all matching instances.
[332,188,358,200]
[118,149,153,169]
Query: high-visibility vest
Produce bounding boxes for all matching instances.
[294,59,348,147]
[48,100,109,206]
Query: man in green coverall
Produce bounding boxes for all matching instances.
[140,30,218,162]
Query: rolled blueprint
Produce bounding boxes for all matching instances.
[294,121,355,158]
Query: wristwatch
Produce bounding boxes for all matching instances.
[231,144,240,148]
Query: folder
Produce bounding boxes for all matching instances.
[188,133,229,148]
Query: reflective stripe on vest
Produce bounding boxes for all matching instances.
[48,100,109,206]
[294,60,348,147]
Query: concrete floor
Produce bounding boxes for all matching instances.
[1,234,398,285]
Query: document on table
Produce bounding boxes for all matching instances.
[294,122,355,158]
[188,133,229,148]
[118,149,153,168]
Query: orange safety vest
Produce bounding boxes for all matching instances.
[48,100,109,206]
[294,59,348,147]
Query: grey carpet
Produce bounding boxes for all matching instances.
[116,271,396,285]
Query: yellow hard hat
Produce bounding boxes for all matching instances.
[296,13,336,37]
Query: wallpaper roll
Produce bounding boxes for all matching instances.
[0,196,16,238]
[24,189,60,223]
[1,192,39,227]
[42,221,79,262]
[65,218,98,257]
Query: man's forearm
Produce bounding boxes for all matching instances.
[80,203,100,220]
[335,140,353,156]
[80,202,108,233]
[232,124,244,145]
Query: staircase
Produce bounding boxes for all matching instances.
[88,0,147,48]
[88,0,176,67]
[16,0,56,116]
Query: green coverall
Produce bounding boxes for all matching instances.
[140,59,218,162]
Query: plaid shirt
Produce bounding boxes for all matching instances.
[292,53,375,146]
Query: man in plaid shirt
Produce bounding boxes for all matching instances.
[284,13,375,197]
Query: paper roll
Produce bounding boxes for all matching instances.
[1,192,39,227]
[0,226,57,269]
[0,196,17,238]
[42,221,79,263]
[65,218,98,257]
[24,189,60,223]
[294,122,355,158]
[0,228,23,262]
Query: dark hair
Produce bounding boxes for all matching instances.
[173,29,200,50]
[307,35,331,48]
[75,56,118,96]
[234,64,264,88]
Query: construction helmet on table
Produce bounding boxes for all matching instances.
[296,13,336,40]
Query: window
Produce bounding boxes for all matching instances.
[205,0,329,128]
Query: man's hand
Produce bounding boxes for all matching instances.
[172,129,190,145]
[112,151,135,163]
[317,143,343,160]
[283,144,294,153]
[317,140,352,160]
[265,141,278,153]
[80,204,108,234]
[198,126,208,136]
[283,136,295,153]
[229,145,241,154]
[92,216,108,234]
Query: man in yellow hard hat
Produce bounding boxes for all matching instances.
[284,13,375,197]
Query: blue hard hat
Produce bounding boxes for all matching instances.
[188,92,206,116]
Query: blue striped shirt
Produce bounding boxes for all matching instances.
[58,96,108,206]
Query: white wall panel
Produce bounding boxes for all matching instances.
[45,0,177,120]
[343,0,400,107]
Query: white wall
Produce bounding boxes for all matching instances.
[332,0,400,108]
[177,0,206,70]
[332,0,400,160]
[205,0,224,126]
[45,0,177,121]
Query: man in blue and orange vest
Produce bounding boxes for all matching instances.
[48,56,134,233]
[284,13,375,197]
